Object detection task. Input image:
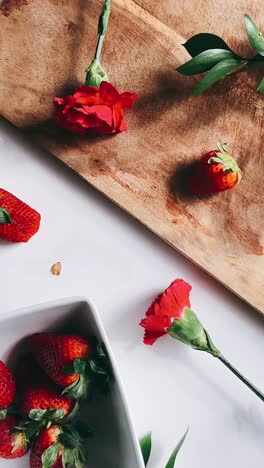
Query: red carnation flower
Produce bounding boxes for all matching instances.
[54,81,137,136]
[140,279,192,345]
[140,278,264,404]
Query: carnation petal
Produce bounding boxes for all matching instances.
[76,104,112,125]
[93,105,113,126]
[99,81,120,104]
[143,329,167,345]
[69,85,100,107]
[53,97,65,107]
[141,314,171,345]
[154,279,192,319]
[112,105,126,132]
[75,85,99,95]
[146,294,163,316]
[120,91,138,109]
[140,315,171,332]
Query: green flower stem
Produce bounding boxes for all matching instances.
[94,0,111,63]
[218,354,264,403]
[94,35,105,62]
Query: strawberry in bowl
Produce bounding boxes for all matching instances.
[16,358,75,425]
[0,415,28,459]
[0,360,16,420]
[29,333,111,400]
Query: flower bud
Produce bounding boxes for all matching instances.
[85,59,108,87]
[167,308,220,357]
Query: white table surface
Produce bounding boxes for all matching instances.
[0,117,263,467]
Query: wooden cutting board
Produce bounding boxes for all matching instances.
[0,0,263,312]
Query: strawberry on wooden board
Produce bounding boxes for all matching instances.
[0,415,28,459]
[30,424,90,468]
[16,359,75,425]
[29,333,111,400]
[190,143,243,196]
[0,360,16,420]
[0,188,41,242]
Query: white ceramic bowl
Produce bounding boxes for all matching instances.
[0,297,145,468]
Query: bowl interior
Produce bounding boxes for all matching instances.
[0,298,144,468]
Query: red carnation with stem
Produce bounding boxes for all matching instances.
[54,0,137,136]
[140,279,264,403]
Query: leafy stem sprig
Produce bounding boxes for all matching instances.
[140,429,188,467]
[176,14,264,96]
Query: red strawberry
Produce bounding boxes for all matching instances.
[190,143,243,196]
[29,333,93,400]
[16,359,74,422]
[0,188,41,242]
[0,415,28,459]
[0,361,16,420]
[30,333,111,400]
[30,425,63,468]
[30,424,89,468]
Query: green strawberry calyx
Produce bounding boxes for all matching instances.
[0,408,8,420]
[0,402,18,420]
[208,143,243,183]
[42,423,91,468]
[17,403,79,441]
[62,342,112,400]
[11,431,28,454]
[0,208,12,224]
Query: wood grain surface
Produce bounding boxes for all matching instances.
[0,0,263,312]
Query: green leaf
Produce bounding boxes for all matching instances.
[0,409,7,420]
[97,342,107,359]
[244,14,264,56]
[73,358,87,375]
[0,208,12,224]
[42,442,61,468]
[89,358,108,375]
[63,423,81,441]
[50,408,65,421]
[78,445,88,463]
[192,58,244,96]
[176,49,238,76]
[183,33,232,57]
[63,373,92,400]
[62,379,79,397]
[73,448,83,468]
[257,76,264,93]
[62,448,74,467]
[59,432,76,450]
[61,401,79,424]
[140,432,152,466]
[216,142,228,153]
[165,428,188,468]
[24,420,41,440]
[29,409,47,421]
